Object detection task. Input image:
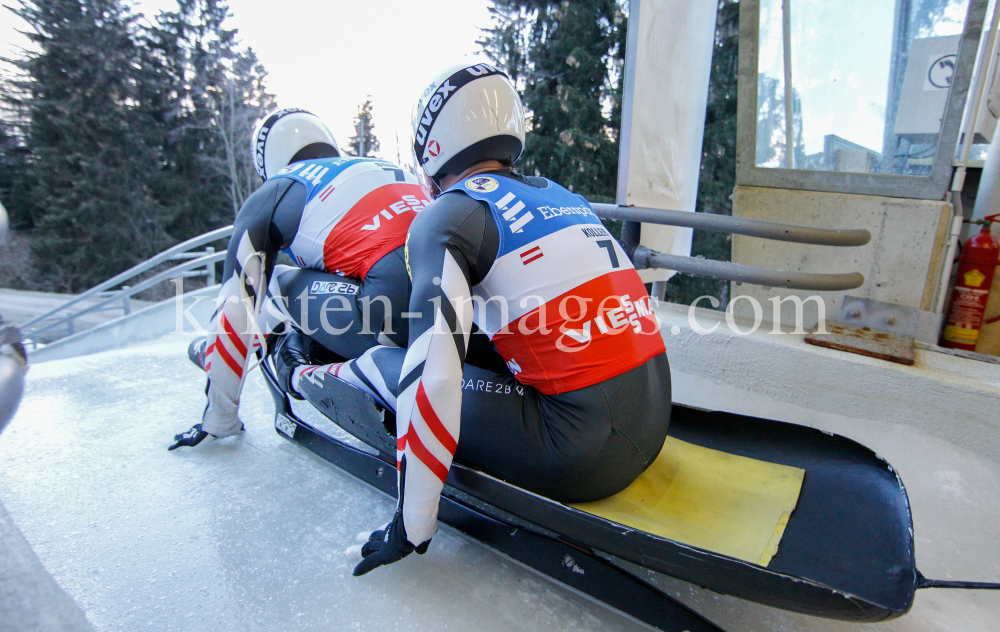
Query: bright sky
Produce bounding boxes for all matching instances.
[1,0,493,164]
[756,0,974,159]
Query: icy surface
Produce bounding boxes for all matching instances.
[1,334,999,631]
[0,336,650,632]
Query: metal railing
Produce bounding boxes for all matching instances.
[591,204,870,291]
[20,226,232,346]
[17,200,871,346]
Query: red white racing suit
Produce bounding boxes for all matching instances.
[201,157,428,436]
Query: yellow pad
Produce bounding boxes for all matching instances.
[571,436,805,567]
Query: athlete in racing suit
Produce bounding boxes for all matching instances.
[287,169,671,574]
[170,109,429,449]
[282,65,671,575]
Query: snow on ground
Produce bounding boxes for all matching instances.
[1,333,999,631]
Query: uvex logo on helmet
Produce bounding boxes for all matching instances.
[414,63,506,163]
[253,108,309,174]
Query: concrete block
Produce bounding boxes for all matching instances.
[729,185,952,328]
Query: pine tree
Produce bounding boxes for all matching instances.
[143,0,241,236]
[3,0,273,292]
[347,99,380,158]
[478,3,532,90]
[481,1,625,201]
[9,0,172,291]
[479,0,625,233]
[0,110,37,230]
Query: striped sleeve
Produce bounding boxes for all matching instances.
[201,180,302,436]
[394,248,474,544]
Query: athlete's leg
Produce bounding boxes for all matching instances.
[456,353,671,502]
[293,339,671,503]
[276,268,379,359]
[294,345,404,411]
[188,266,295,372]
[356,246,411,349]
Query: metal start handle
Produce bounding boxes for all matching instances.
[633,246,865,292]
[591,203,871,247]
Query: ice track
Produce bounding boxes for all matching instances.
[1,333,999,631]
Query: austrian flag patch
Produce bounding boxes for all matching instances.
[520,246,544,265]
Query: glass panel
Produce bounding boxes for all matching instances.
[755,0,971,175]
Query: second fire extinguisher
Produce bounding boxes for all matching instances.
[941,214,1000,351]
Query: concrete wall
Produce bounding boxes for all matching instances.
[0,502,94,632]
[729,185,952,328]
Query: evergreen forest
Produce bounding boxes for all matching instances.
[479,0,739,307]
[0,0,274,292]
[1,0,741,310]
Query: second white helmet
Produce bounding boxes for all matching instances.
[412,61,526,185]
[251,108,341,181]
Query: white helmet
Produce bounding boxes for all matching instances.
[411,61,525,189]
[251,108,341,181]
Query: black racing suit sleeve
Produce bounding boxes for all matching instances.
[219,177,307,296]
[392,189,499,545]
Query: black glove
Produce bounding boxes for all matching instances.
[169,420,245,450]
[353,512,430,577]
[187,337,208,371]
[168,423,210,450]
[272,331,315,400]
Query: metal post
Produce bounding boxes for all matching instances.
[121,285,131,315]
[591,203,871,246]
[782,0,795,169]
[650,281,668,303]
[205,246,216,286]
[619,221,643,260]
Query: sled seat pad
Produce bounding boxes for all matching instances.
[571,436,805,566]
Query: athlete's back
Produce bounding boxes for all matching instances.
[457,173,663,394]
[271,157,428,278]
[191,156,427,444]
[291,170,671,565]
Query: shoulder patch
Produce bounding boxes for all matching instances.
[465,176,499,193]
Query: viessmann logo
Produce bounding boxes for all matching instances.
[494,191,534,234]
[361,195,428,231]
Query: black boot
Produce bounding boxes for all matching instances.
[272,331,315,400]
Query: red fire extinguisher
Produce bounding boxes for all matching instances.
[941,214,1000,351]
